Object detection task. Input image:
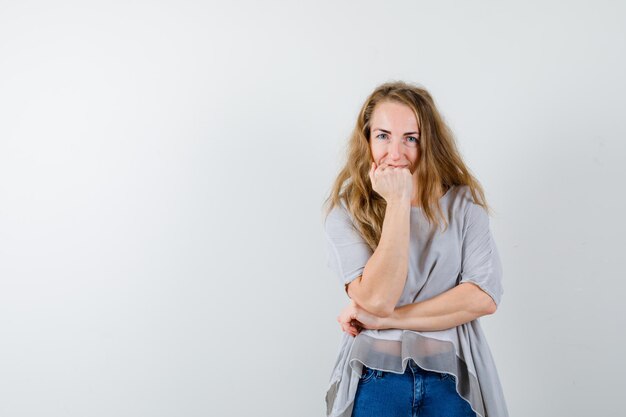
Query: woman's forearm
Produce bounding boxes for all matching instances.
[378,282,495,331]
[349,200,411,317]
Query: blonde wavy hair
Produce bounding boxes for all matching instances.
[323,80,489,251]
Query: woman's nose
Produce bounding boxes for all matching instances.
[388,140,401,159]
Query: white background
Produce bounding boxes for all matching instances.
[1,1,625,416]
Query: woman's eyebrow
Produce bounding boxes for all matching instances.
[373,128,419,135]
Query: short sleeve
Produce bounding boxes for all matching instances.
[458,202,504,307]
[324,203,373,294]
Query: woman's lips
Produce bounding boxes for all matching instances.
[378,161,410,168]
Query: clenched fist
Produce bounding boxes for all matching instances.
[368,162,414,204]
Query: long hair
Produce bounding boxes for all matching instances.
[323,80,489,251]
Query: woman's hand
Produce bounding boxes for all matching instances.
[368,162,414,204]
[336,299,386,337]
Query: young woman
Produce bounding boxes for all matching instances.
[323,81,508,417]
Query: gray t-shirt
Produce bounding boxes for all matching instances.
[323,185,507,417]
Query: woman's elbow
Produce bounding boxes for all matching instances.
[347,277,395,318]
[483,297,497,315]
[357,297,394,318]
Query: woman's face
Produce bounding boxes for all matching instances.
[369,100,420,173]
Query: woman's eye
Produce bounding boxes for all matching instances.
[376,133,388,140]
[407,136,419,143]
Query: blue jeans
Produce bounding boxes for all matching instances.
[351,359,476,417]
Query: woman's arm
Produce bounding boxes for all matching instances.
[341,282,497,335]
[377,282,497,332]
[347,200,411,317]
